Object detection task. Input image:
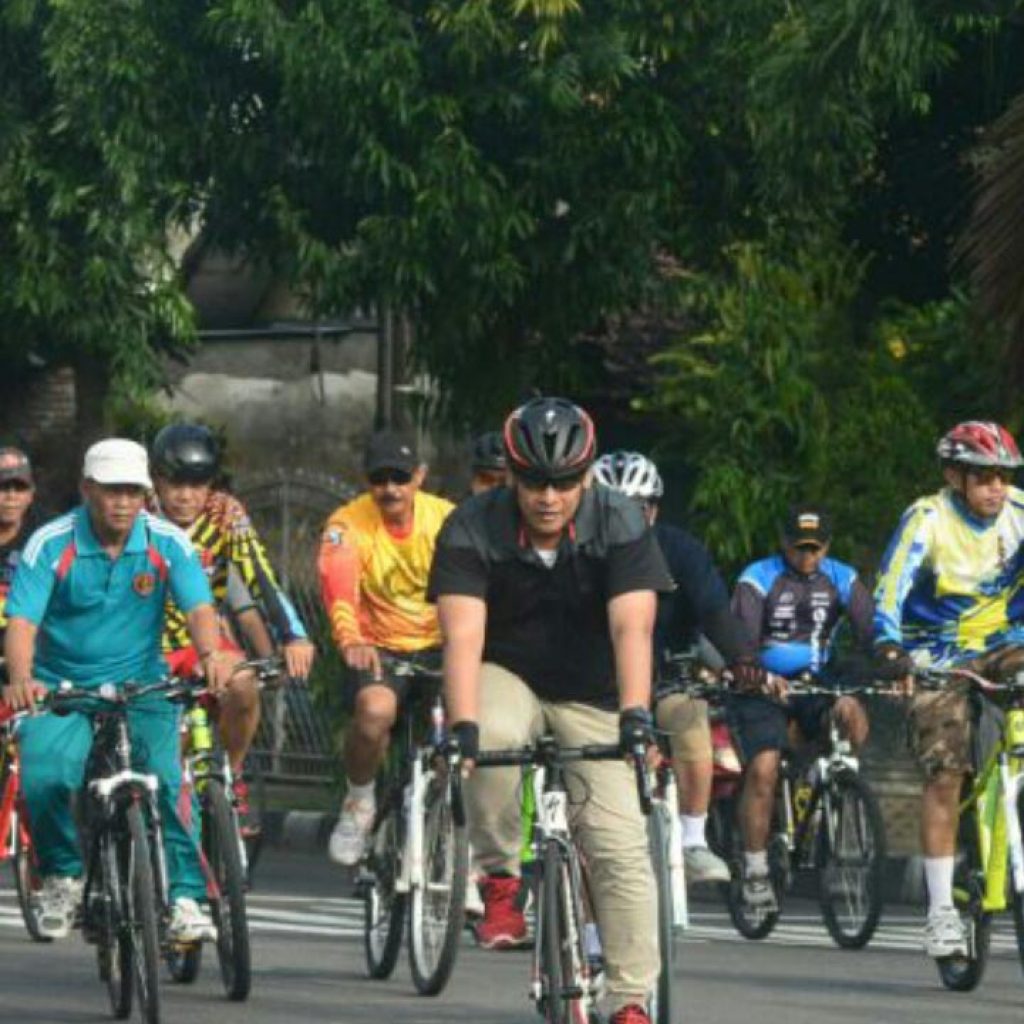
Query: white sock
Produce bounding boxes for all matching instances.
[345,780,375,804]
[744,850,768,876]
[924,856,955,914]
[680,814,708,848]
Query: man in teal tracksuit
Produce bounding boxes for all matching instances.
[2,439,233,941]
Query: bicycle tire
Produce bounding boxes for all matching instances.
[408,772,468,996]
[938,800,991,992]
[818,771,886,949]
[724,801,781,940]
[541,840,591,1024]
[647,804,676,1024]
[363,802,406,980]
[11,811,51,943]
[98,827,133,1020]
[1013,791,1024,979]
[202,779,252,1001]
[124,802,162,1024]
[165,942,203,984]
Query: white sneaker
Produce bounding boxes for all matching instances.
[925,907,968,959]
[328,796,376,866]
[36,875,82,939]
[168,898,215,943]
[683,845,730,885]
[742,871,777,912]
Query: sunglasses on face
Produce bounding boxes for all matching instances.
[368,468,413,487]
[791,542,825,554]
[516,473,585,493]
[0,480,31,493]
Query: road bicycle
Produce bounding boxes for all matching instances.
[718,680,888,949]
[0,702,49,942]
[164,657,285,1001]
[358,655,468,995]
[912,666,1024,991]
[472,735,651,1024]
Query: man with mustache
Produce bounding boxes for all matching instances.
[319,432,454,864]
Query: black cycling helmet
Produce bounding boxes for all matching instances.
[151,423,220,483]
[471,431,507,472]
[503,397,596,481]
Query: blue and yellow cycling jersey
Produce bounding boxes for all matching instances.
[874,486,1024,665]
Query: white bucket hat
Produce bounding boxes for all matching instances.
[83,439,153,489]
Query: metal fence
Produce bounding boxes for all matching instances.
[236,469,356,785]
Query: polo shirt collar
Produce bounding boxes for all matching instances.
[73,505,148,555]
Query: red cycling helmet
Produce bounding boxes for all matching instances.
[936,421,1024,469]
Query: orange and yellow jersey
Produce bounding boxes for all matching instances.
[153,490,307,652]
[318,491,454,652]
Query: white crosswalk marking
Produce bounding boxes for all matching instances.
[0,889,1019,957]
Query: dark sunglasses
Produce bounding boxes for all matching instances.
[516,472,586,493]
[368,468,413,487]
[0,479,31,493]
[790,541,825,553]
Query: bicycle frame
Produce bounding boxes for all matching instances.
[0,722,30,861]
[650,756,688,930]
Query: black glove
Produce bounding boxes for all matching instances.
[874,643,913,681]
[727,655,767,693]
[447,720,480,762]
[618,706,654,756]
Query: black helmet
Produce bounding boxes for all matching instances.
[471,431,506,472]
[151,424,220,482]
[503,397,596,481]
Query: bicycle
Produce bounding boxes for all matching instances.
[719,679,888,949]
[911,665,1024,992]
[358,655,469,996]
[163,656,285,1001]
[48,680,176,1024]
[0,702,49,942]
[471,735,651,1024]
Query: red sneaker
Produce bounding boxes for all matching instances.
[475,875,528,950]
[609,1005,652,1024]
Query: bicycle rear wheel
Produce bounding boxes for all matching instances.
[938,802,991,992]
[409,771,468,995]
[817,772,886,949]
[1009,791,1024,980]
[11,811,51,943]
[725,802,781,940]
[123,802,162,1024]
[363,801,406,979]
[204,779,251,1000]
[647,803,676,1024]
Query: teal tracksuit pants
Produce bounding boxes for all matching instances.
[18,700,205,901]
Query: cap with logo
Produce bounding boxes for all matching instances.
[783,504,832,547]
[364,432,419,475]
[0,447,33,485]
[83,439,153,489]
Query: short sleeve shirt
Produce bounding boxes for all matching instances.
[428,485,673,704]
[7,507,211,687]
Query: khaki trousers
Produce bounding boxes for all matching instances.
[466,662,658,1011]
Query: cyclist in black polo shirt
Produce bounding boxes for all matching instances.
[430,398,757,1024]
[593,451,760,885]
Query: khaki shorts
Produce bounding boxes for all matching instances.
[655,693,711,763]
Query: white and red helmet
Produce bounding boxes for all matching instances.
[936,421,1023,469]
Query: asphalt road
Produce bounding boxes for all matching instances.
[2,848,1023,1024]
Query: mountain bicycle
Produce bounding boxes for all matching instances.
[358,655,469,996]
[720,680,888,949]
[471,735,651,1024]
[163,657,285,1000]
[0,702,49,942]
[912,666,1024,992]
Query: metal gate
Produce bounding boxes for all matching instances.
[236,469,357,784]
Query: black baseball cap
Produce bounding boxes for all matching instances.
[783,504,832,547]
[0,447,33,485]
[364,432,419,475]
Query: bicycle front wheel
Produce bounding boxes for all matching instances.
[204,779,251,1000]
[817,772,886,949]
[11,811,50,943]
[123,802,162,1024]
[540,840,590,1024]
[363,802,406,979]
[647,803,677,1024]
[1009,791,1024,979]
[409,772,468,995]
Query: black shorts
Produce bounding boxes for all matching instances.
[728,693,832,763]
[342,648,442,713]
